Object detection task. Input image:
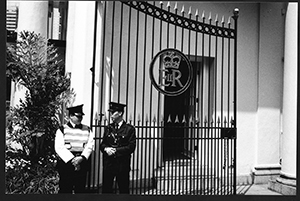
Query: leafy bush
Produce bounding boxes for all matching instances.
[5,31,74,194]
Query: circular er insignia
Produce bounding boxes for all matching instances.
[149,48,193,96]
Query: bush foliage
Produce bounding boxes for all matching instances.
[6,31,74,194]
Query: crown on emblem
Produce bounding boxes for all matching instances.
[162,51,181,69]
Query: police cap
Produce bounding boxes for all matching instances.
[67,104,85,115]
[108,102,126,113]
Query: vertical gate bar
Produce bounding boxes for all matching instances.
[138,120,142,194]
[231,121,234,194]
[111,2,116,192]
[201,13,205,194]
[232,138,234,194]
[99,1,106,133]
[174,3,178,49]
[133,126,136,194]
[150,2,155,195]
[233,8,239,195]
[190,123,193,194]
[227,139,230,194]
[227,19,232,195]
[133,8,140,124]
[125,5,132,121]
[141,7,147,126]
[158,119,162,195]
[220,19,225,194]
[196,126,200,195]
[217,128,220,194]
[221,19,225,128]
[178,7,185,195]
[166,4,171,194]
[99,1,107,192]
[90,1,98,129]
[149,2,156,195]
[166,3,170,48]
[227,21,231,127]
[188,9,192,195]
[117,2,124,103]
[137,123,140,193]
[230,138,233,194]
[158,1,163,194]
[207,15,212,127]
[142,122,151,192]
[109,1,116,103]
[141,9,148,194]
[213,17,219,195]
[148,123,152,194]
[194,12,199,194]
[207,15,212,195]
[124,4,133,191]
[135,128,139,194]
[220,138,223,195]
[89,1,98,191]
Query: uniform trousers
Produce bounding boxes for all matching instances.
[56,159,88,193]
[102,169,130,194]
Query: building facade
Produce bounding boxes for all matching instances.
[7,1,297,195]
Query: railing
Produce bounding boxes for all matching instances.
[88,115,236,195]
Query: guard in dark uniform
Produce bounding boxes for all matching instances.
[55,104,94,193]
[100,102,136,194]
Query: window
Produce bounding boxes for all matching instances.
[48,1,68,40]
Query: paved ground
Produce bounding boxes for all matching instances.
[240,184,282,195]
[141,184,283,195]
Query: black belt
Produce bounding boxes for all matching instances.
[71,152,82,156]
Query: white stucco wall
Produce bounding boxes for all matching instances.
[255,3,285,168]
[65,1,96,126]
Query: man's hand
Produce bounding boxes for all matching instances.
[104,147,116,156]
[71,156,84,171]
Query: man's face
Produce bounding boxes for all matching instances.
[110,110,122,123]
[70,114,83,125]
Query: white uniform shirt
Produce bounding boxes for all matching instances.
[54,123,95,163]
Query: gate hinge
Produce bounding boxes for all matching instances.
[221,128,236,139]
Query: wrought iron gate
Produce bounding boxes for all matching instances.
[89,1,238,195]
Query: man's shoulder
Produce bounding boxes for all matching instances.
[125,123,135,129]
[81,124,91,131]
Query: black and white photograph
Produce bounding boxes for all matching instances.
[3,0,297,198]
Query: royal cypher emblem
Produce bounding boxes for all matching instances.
[149,48,193,96]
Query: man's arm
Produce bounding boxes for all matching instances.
[115,126,136,157]
[81,127,95,160]
[54,128,74,163]
[100,127,109,153]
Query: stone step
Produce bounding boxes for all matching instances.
[143,185,236,195]
[155,166,215,177]
[155,176,219,191]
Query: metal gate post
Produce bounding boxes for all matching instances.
[232,7,239,195]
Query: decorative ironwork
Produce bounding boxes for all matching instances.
[88,1,239,195]
[122,1,236,39]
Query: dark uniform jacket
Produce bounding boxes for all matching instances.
[100,121,136,173]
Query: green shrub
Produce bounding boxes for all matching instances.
[5,31,74,194]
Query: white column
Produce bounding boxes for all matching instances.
[11,2,48,106]
[281,3,297,180]
[17,2,48,37]
[65,1,96,125]
[268,3,297,195]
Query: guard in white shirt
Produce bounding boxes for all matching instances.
[55,104,94,193]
